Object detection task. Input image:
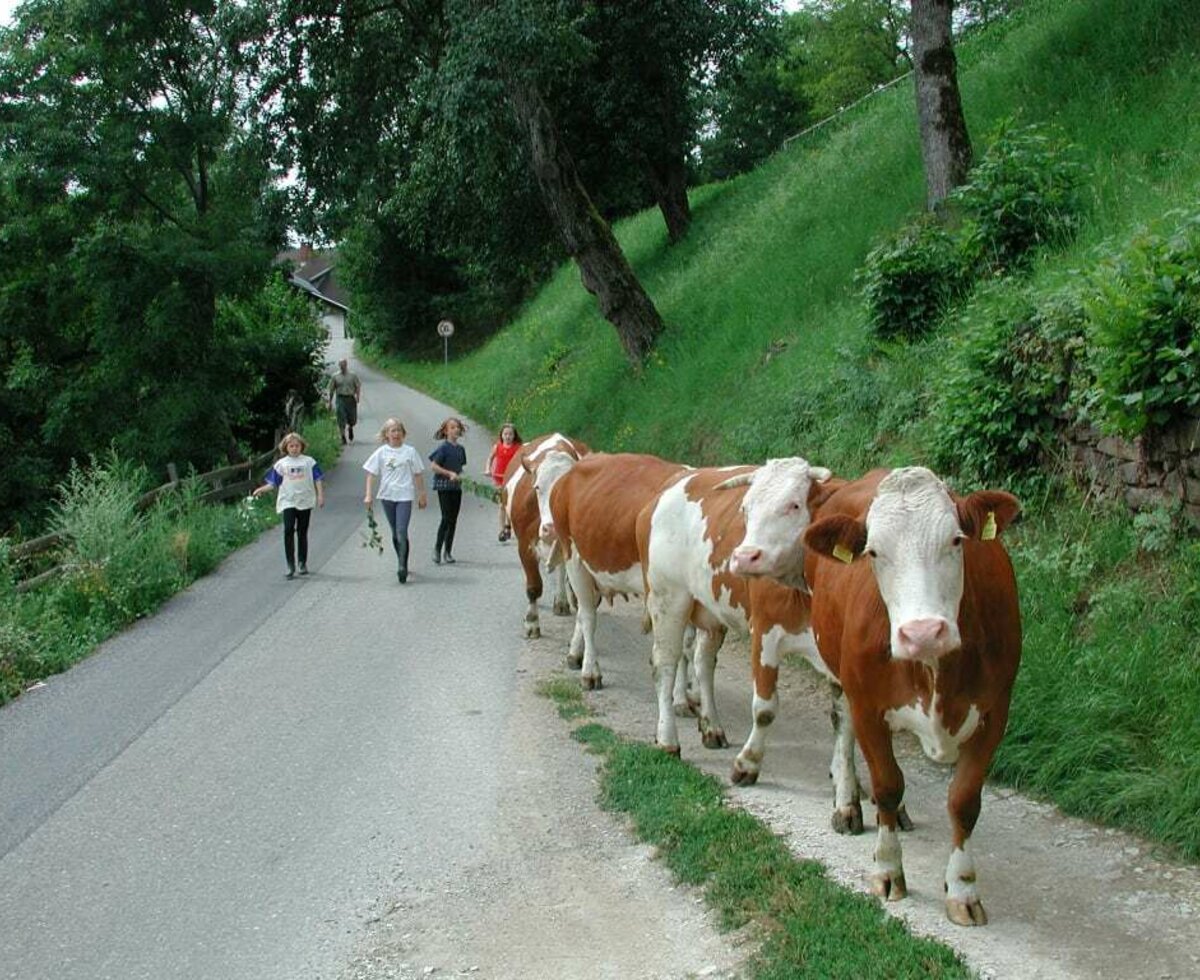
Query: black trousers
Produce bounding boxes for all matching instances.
[435,489,463,556]
[281,507,312,568]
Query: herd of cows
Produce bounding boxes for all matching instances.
[498,433,1022,928]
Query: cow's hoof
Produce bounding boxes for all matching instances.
[897,804,914,832]
[581,673,602,691]
[730,762,759,786]
[700,727,728,750]
[870,871,908,902]
[525,623,541,639]
[656,742,682,757]
[566,652,583,669]
[946,897,988,927]
[831,803,864,835]
[552,599,573,617]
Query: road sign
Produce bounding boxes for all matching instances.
[436,319,455,338]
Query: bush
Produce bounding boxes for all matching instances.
[930,285,1087,483]
[1084,210,1200,435]
[858,215,971,341]
[951,121,1088,273]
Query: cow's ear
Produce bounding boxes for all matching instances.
[806,475,844,514]
[804,515,867,564]
[956,491,1021,540]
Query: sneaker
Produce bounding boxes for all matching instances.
[432,551,442,565]
[298,564,309,576]
[443,553,456,564]
[397,570,408,584]
[285,567,296,580]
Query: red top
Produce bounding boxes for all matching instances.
[491,440,523,486]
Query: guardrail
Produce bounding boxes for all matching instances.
[8,447,278,595]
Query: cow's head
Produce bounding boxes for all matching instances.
[530,449,577,553]
[804,467,1020,664]
[725,457,833,589]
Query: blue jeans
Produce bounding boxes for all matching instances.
[381,499,413,571]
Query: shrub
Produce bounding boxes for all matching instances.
[930,285,1087,484]
[1084,211,1200,435]
[951,121,1088,273]
[858,215,971,341]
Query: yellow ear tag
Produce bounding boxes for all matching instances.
[981,511,997,541]
[832,544,855,564]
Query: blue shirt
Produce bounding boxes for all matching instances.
[429,441,466,492]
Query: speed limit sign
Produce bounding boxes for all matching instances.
[436,319,455,338]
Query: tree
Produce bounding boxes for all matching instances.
[0,0,290,527]
[910,0,972,208]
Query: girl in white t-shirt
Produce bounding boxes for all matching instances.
[253,432,325,579]
[363,418,428,583]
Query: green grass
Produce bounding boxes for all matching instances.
[373,0,1200,860]
[0,411,342,704]
[571,722,969,979]
[536,674,595,721]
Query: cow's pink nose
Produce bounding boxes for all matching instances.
[896,618,951,660]
[730,547,762,574]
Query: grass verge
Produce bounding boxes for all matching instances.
[558,711,968,979]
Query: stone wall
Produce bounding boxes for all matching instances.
[1067,414,1200,524]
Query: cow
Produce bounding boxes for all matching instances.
[636,458,833,755]
[797,466,1022,926]
[503,433,590,638]
[530,451,690,690]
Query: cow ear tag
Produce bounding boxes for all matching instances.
[980,511,997,541]
[832,543,855,564]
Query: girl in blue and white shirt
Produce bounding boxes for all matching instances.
[253,431,325,579]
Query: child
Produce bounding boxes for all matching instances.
[428,417,467,565]
[484,422,523,541]
[253,432,325,579]
[363,418,428,584]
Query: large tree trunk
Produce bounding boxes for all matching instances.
[646,154,691,245]
[910,0,973,209]
[508,78,664,363]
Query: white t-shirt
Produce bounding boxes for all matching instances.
[269,454,322,513]
[363,443,425,501]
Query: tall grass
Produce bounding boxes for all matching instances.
[0,413,340,704]
[375,0,1200,857]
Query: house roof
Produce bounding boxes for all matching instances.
[276,246,349,312]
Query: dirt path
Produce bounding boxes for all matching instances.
[529,599,1200,980]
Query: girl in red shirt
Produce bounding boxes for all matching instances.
[484,422,523,541]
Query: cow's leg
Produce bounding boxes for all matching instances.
[672,626,699,716]
[693,625,728,749]
[648,591,691,755]
[551,564,573,617]
[731,626,778,784]
[944,712,1007,926]
[566,559,603,690]
[520,541,544,639]
[851,704,908,903]
[828,683,864,834]
[566,614,585,669]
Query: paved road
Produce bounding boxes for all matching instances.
[0,337,739,980]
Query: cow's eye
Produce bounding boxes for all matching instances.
[952,534,966,548]
[788,501,801,512]
[865,547,878,559]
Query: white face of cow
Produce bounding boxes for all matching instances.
[865,468,966,663]
[531,450,577,546]
[728,457,832,588]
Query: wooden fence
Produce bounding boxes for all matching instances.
[7,447,278,595]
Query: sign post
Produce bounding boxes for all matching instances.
[436,319,455,366]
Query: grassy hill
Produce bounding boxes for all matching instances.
[377,0,1200,859]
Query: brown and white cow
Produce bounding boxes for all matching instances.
[530,451,690,690]
[636,458,833,755]
[503,433,590,638]
[799,466,1022,926]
